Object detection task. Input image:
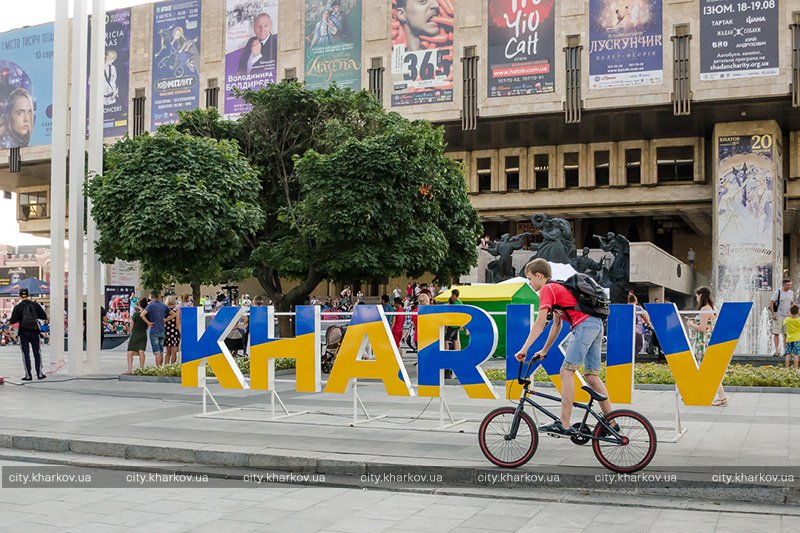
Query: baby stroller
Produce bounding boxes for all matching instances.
[321,324,347,374]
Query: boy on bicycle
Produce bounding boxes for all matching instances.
[515,259,613,436]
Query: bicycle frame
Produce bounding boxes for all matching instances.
[508,361,624,445]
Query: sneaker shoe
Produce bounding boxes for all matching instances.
[539,421,576,437]
[598,420,621,437]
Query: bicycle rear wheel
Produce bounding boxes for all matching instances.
[478,407,538,468]
[592,409,657,473]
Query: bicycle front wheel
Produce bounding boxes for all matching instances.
[592,409,657,473]
[478,407,538,468]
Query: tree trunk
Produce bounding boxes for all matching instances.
[190,282,201,307]
[254,265,324,337]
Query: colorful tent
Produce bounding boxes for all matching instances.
[435,282,539,358]
[0,277,51,296]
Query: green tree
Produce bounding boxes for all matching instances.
[176,83,481,314]
[86,127,264,303]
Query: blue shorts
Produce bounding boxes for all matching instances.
[562,316,604,375]
[786,341,800,356]
[149,331,166,354]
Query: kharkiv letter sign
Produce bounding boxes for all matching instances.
[181,302,752,407]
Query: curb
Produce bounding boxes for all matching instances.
[0,432,797,505]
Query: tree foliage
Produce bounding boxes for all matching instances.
[86,127,264,300]
[173,83,481,310]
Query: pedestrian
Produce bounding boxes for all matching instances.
[627,294,651,354]
[392,297,404,348]
[685,286,728,406]
[687,247,695,271]
[126,297,148,373]
[783,304,800,369]
[380,294,393,315]
[406,283,413,298]
[163,295,181,365]
[140,291,174,366]
[515,259,613,436]
[769,278,795,356]
[9,288,47,380]
[444,289,464,377]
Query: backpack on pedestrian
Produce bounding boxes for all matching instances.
[548,273,610,321]
[20,301,40,331]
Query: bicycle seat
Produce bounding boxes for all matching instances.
[581,385,607,402]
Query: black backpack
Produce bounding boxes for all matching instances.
[548,273,610,322]
[20,301,40,331]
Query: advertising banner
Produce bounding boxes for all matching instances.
[390,0,454,107]
[224,0,279,118]
[304,0,362,90]
[700,0,779,80]
[0,266,41,286]
[88,8,131,137]
[487,0,555,98]
[716,134,780,293]
[588,0,663,89]
[151,0,202,128]
[0,23,54,149]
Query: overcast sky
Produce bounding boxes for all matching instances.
[0,0,158,33]
[0,1,160,246]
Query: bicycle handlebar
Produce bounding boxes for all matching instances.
[516,353,546,384]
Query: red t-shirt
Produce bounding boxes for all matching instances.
[538,283,589,327]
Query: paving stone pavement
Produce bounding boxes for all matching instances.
[0,459,796,533]
[0,343,799,509]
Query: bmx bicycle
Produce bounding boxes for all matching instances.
[478,359,657,473]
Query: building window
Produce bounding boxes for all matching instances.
[564,35,582,124]
[792,13,800,107]
[672,24,691,116]
[283,67,298,83]
[132,88,146,137]
[205,78,219,109]
[477,157,491,192]
[594,151,610,186]
[462,46,478,131]
[564,152,579,188]
[368,57,384,104]
[625,149,642,184]
[534,154,549,190]
[9,147,20,173]
[505,156,520,191]
[19,191,48,221]
[657,146,694,183]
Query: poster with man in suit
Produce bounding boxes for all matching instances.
[225,0,279,118]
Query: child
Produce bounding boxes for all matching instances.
[783,304,800,369]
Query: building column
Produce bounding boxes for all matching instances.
[86,0,106,373]
[713,121,783,354]
[49,0,68,371]
[648,286,665,303]
[68,0,89,374]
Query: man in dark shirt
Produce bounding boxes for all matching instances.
[9,288,48,380]
[141,291,174,366]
